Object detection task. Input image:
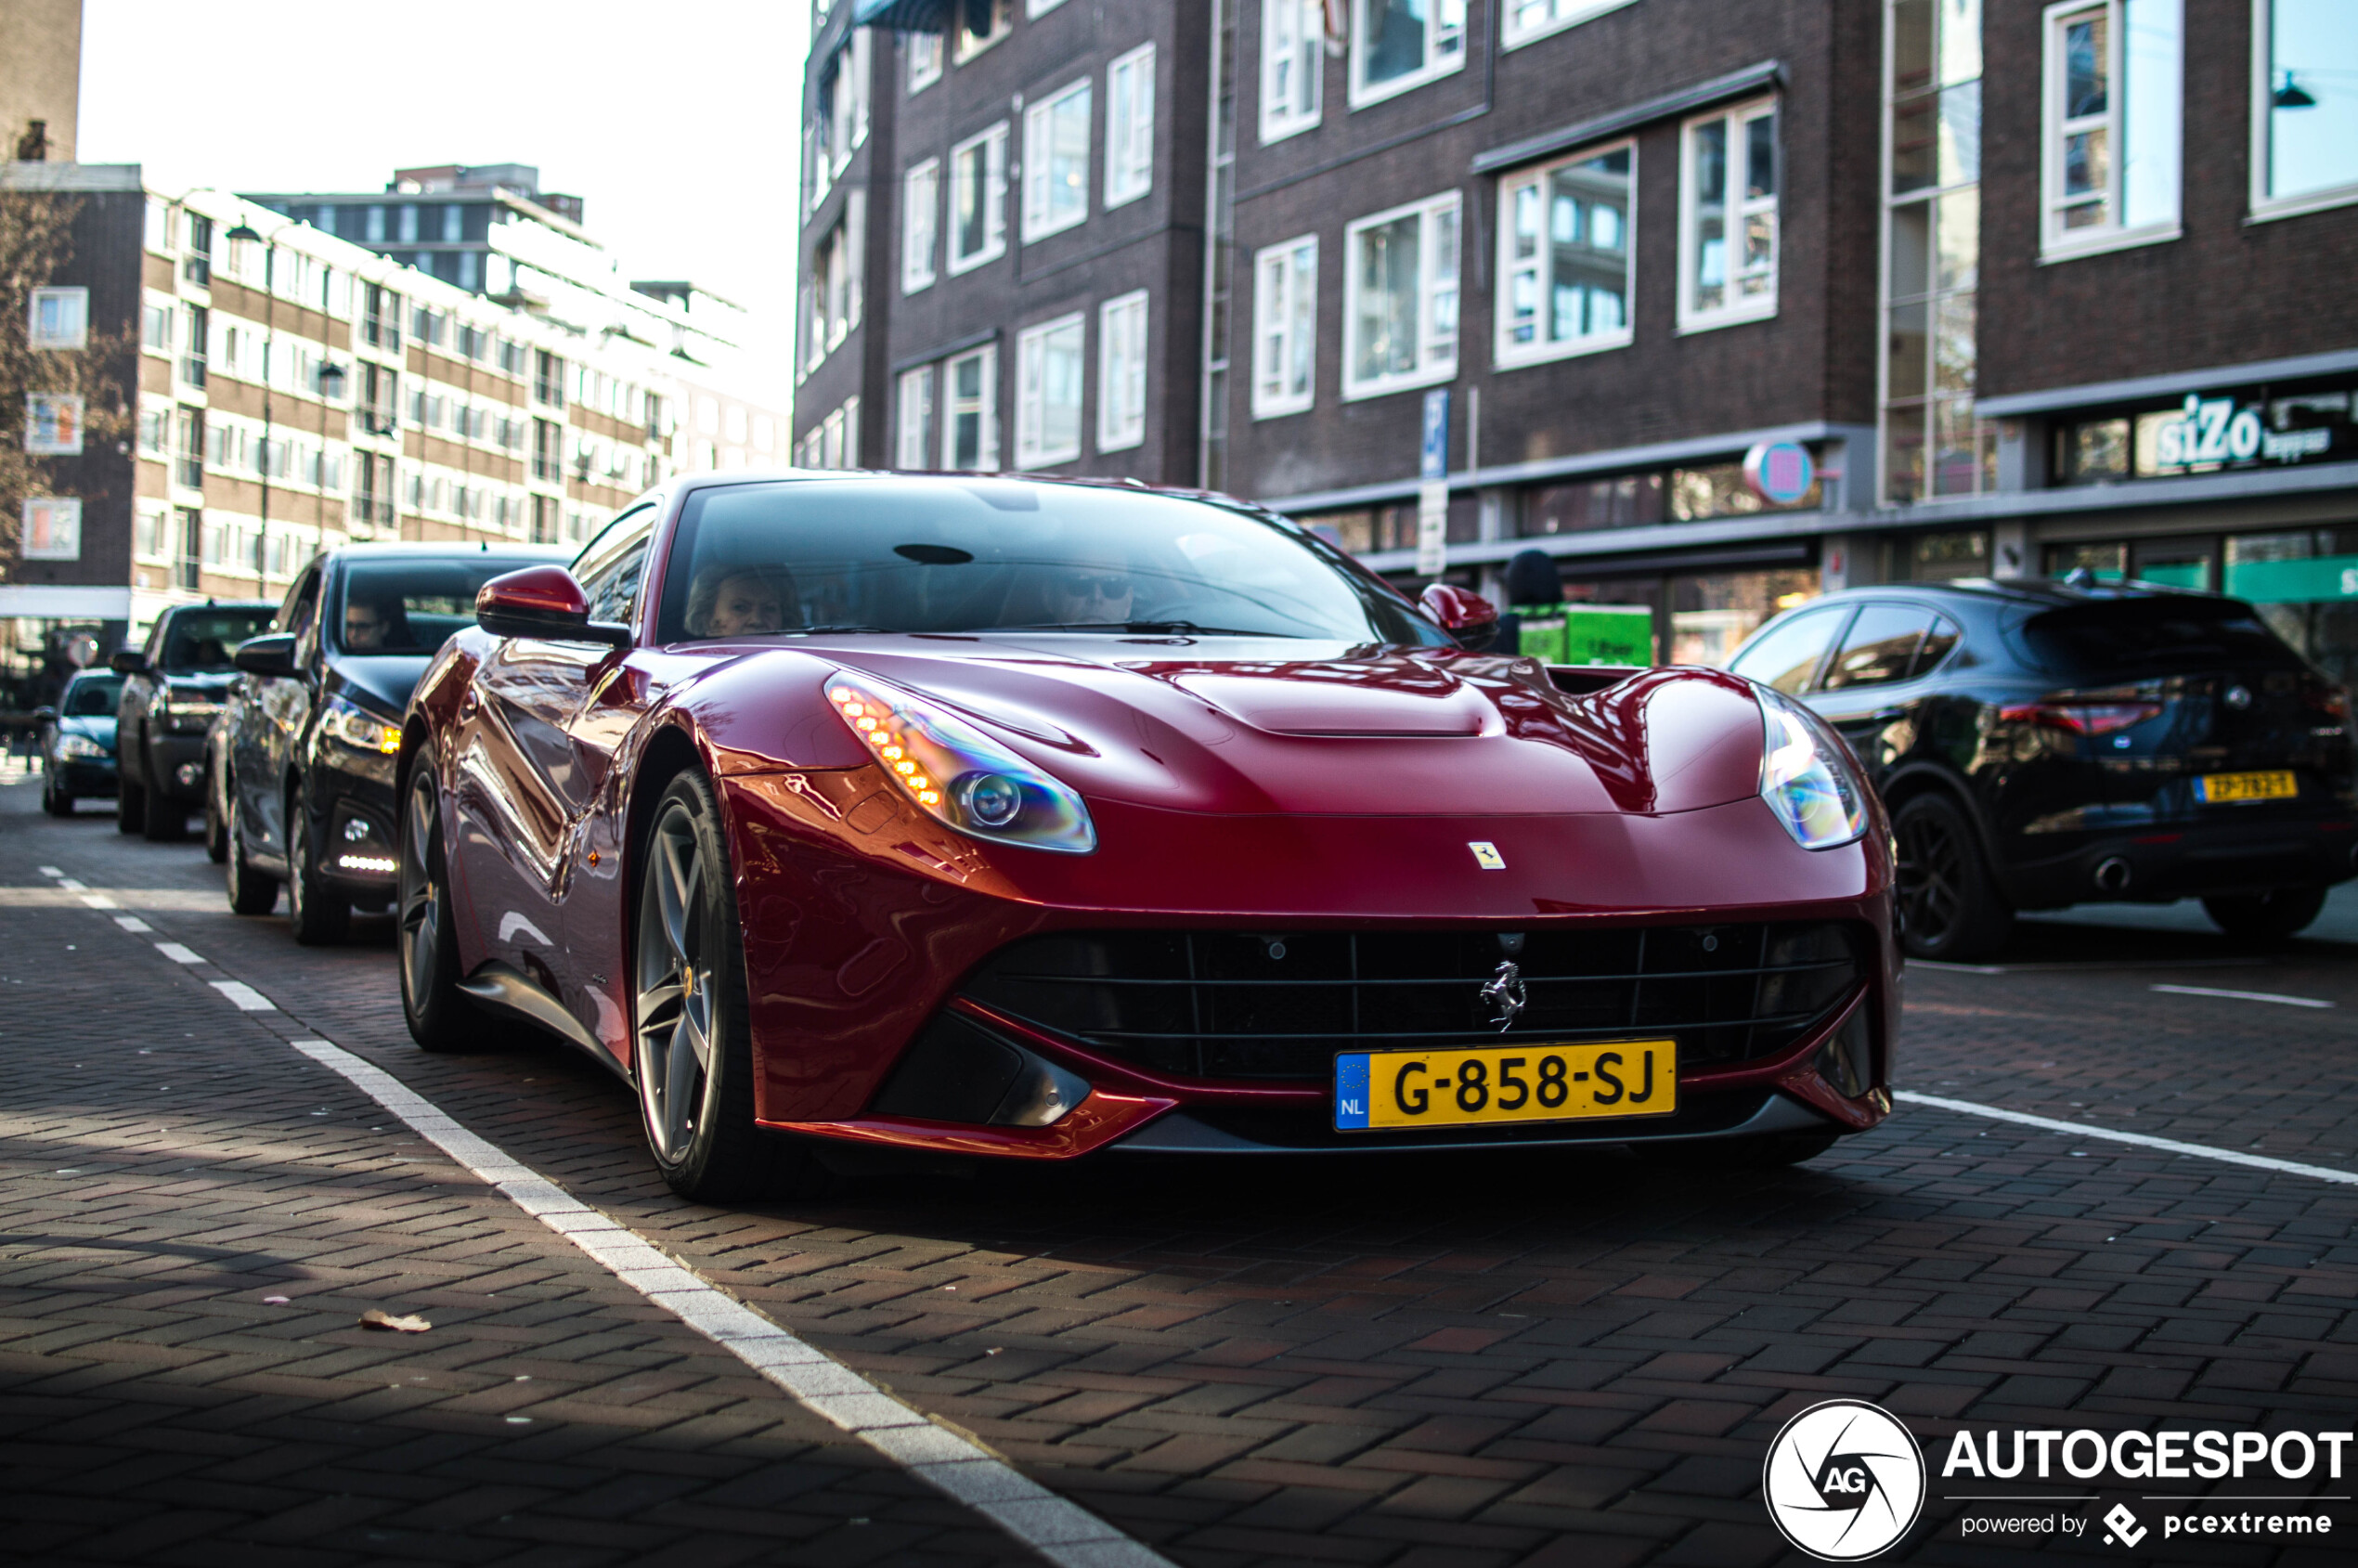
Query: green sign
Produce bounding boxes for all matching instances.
[2223,554,2358,605]
[1514,604,1654,666]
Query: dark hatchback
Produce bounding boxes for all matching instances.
[1728,579,2356,959]
[110,599,277,840]
[36,670,123,815]
[217,543,563,942]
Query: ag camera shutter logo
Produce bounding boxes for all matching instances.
[1763,1399,1926,1561]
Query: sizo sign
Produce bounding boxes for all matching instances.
[2152,392,2342,473]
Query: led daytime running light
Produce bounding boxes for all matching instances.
[827,675,1096,853]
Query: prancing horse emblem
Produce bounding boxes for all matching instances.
[1480,960,1527,1031]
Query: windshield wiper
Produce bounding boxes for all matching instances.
[998,621,1293,637]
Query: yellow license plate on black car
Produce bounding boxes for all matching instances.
[1333,1040,1676,1132]
[2196,771,2298,804]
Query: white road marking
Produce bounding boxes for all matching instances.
[79,893,118,909]
[36,866,60,877]
[1913,956,2270,975]
[2150,982,2332,1009]
[208,981,276,1012]
[114,916,151,932]
[1896,1091,2358,1187]
[286,1037,1170,1568]
[55,877,86,891]
[155,943,203,965]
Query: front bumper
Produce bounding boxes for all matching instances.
[144,732,213,802]
[50,758,117,797]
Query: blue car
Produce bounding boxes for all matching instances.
[39,669,123,816]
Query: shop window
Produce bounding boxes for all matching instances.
[2254,0,2358,217]
[1679,97,1778,330]
[2042,0,2182,253]
[1681,570,1826,672]
[1352,0,1466,110]
[2044,541,2129,581]
[1496,143,1635,369]
[1822,603,1939,691]
[2056,417,2132,483]
[1893,529,1989,582]
[1520,473,1664,534]
[1317,499,1477,555]
[1668,460,1820,521]
[1343,191,1460,398]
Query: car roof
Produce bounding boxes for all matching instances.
[671,466,1283,519]
[162,598,277,615]
[1813,577,2224,611]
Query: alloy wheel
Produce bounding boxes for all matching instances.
[1895,810,1963,947]
[398,773,441,1009]
[635,801,715,1162]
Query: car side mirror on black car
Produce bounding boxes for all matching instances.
[232,633,301,679]
[475,565,633,650]
[1419,583,1501,654]
[108,648,149,676]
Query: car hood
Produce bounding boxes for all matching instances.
[57,715,117,750]
[329,654,434,716]
[699,635,1769,819]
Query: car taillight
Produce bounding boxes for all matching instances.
[2304,680,2350,720]
[2000,699,2164,735]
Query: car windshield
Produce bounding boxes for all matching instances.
[654,477,1451,646]
[62,675,123,716]
[160,607,275,671]
[335,555,555,655]
[2018,598,2305,678]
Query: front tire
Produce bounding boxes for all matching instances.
[398,750,485,1051]
[224,785,279,916]
[286,795,351,946]
[202,763,229,863]
[2203,887,2326,941]
[42,776,71,816]
[632,771,801,1201]
[1894,794,2013,962]
[141,751,184,841]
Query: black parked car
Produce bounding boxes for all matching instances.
[35,669,123,815]
[110,599,277,840]
[1728,578,2356,959]
[217,543,564,942]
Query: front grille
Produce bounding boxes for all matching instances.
[961,923,1864,1082]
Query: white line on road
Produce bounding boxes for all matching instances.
[286,1037,1170,1568]
[1913,957,2271,975]
[155,943,203,965]
[113,916,150,933]
[2150,982,2333,1009]
[35,865,59,877]
[1895,1091,2358,1187]
[208,980,276,1012]
[55,877,86,891]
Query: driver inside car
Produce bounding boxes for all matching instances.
[1042,554,1136,627]
[344,597,396,652]
[684,565,800,637]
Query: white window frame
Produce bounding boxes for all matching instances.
[897,365,937,469]
[1261,0,1326,143]
[1677,96,1780,333]
[1023,78,1094,242]
[2041,0,2183,258]
[1097,291,1149,453]
[1027,0,1068,13]
[1250,234,1319,419]
[955,0,1013,62]
[1015,312,1087,469]
[950,123,1010,274]
[1349,0,1466,110]
[908,30,943,94]
[2247,0,2358,223]
[828,28,872,175]
[28,286,88,350]
[902,158,941,293]
[1106,43,1157,209]
[1502,0,1639,49]
[1341,191,1461,401]
[943,343,1000,472]
[1493,139,1637,370]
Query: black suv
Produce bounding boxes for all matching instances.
[110,600,277,839]
[1728,579,2356,960]
[217,543,562,942]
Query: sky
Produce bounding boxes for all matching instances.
[78,0,813,389]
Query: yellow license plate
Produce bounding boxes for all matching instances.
[2196,771,2298,804]
[1334,1040,1676,1132]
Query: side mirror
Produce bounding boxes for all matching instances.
[109,648,149,676]
[1419,583,1501,653]
[475,565,632,650]
[32,706,56,722]
[232,632,301,679]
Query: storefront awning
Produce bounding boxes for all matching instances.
[852,0,952,31]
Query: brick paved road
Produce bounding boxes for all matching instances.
[6,781,2357,1565]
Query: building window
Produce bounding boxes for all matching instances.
[28,287,87,350]
[1495,141,1634,369]
[2042,0,2182,252]
[897,366,937,469]
[903,158,940,292]
[1262,0,1326,141]
[1028,0,1068,13]
[1251,235,1318,419]
[816,198,864,347]
[909,30,943,93]
[1016,314,1086,468]
[955,0,1013,60]
[180,305,208,388]
[1679,97,1779,330]
[1098,291,1149,454]
[1351,0,1466,110]
[1343,191,1460,399]
[829,28,872,173]
[2253,0,2358,216]
[1023,79,1093,241]
[1107,44,1157,208]
[944,344,999,472]
[1503,0,1637,48]
[183,213,212,285]
[951,123,1009,272]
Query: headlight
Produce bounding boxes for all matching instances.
[826,673,1096,854]
[56,732,107,759]
[324,693,402,756]
[1757,688,1867,849]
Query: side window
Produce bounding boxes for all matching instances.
[575,505,658,628]
[1729,607,1846,694]
[1822,603,1937,692]
[280,570,322,642]
[1911,615,1963,679]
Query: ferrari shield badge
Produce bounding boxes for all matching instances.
[1469,840,1506,870]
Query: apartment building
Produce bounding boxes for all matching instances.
[794,0,1211,484]
[4,162,786,657]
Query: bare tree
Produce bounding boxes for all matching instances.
[0,191,135,577]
